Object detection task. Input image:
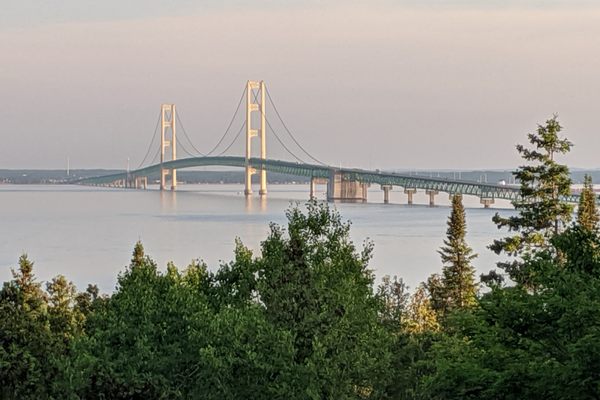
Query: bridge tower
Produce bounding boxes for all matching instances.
[160,104,177,191]
[245,80,267,196]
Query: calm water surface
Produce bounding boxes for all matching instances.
[0,184,513,293]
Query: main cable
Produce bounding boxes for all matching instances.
[175,110,206,156]
[250,89,305,163]
[176,136,198,158]
[149,145,161,166]
[217,120,246,156]
[205,86,247,156]
[264,84,326,165]
[136,111,162,169]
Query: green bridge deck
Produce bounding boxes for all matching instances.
[74,156,586,204]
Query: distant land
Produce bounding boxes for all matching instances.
[1,169,600,186]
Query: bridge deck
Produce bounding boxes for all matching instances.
[74,156,586,204]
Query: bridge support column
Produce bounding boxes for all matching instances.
[134,176,147,190]
[309,177,327,200]
[404,188,416,205]
[244,167,254,196]
[245,80,268,196]
[160,104,177,191]
[327,170,368,202]
[480,198,495,208]
[381,185,392,204]
[426,190,439,206]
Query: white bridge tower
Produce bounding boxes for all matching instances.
[160,104,177,191]
[245,80,267,196]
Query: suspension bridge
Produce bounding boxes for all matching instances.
[75,80,582,207]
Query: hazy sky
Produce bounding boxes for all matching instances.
[2,0,600,170]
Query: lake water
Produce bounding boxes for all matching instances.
[0,184,514,293]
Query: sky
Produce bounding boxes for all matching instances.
[2,0,600,170]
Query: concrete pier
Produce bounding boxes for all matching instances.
[480,198,495,208]
[404,188,417,205]
[310,177,328,199]
[327,170,368,202]
[381,185,392,204]
[426,190,439,206]
[135,176,148,189]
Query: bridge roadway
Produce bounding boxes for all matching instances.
[74,156,584,205]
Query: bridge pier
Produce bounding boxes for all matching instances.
[426,190,439,206]
[327,170,368,202]
[134,176,147,190]
[381,185,392,204]
[404,188,416,205]
[309,177,327,199]
[480,197,495,208]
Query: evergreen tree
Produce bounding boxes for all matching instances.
[437,194,477,315]
[46,275,81,341]
[577,174,599,231]
[0,255,54,399]
[425,273,446,317]
[489,115,573,286]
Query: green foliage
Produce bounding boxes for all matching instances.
[436,194,478,316]
[420,225,600,399]
[490,115,573,286]
[377,275,410,333]
[257,201,391,398]
[0,202,394,398]
[6,183,600,399]
[405,284,440,335]
[577,174,599,231]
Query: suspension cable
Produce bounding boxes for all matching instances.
[176,136,198,158]
[136,111,162,169]
[205,86,247,156]
[149,145,161,166]
[217,121,246,156]
[264,84,326,165]
[250,89,306,163]
[175,110,206,156]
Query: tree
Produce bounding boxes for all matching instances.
[0,255,54,399]
[405,284,440,334]
[71,244,213,398]
[377,275,410,332]
[46,275,82,343]
[489,115,573,286]
[577,174,599,231]
[420,226,600,399]
[256,201,391,398]
[437,194,477,316]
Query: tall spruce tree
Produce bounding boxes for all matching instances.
[489,115,573,286]
[437,194,477,315]
[577,174,599,231]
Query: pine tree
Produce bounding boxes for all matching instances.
[437,194,477,314]
[46,275,81,342]
[489,115,573,286]
[577,174,599,231]
[131,240,145,267]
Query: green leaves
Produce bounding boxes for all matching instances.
[491,115,574,287]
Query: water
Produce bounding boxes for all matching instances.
[0,184,513,293]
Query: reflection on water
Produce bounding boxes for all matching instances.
[160,190,178,213]
[0,184,513,293]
